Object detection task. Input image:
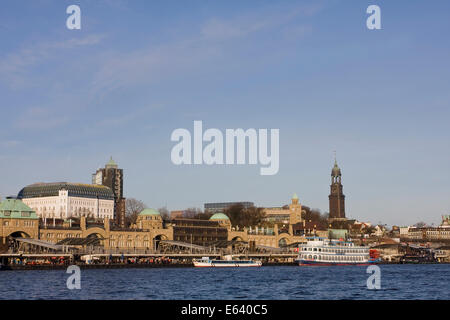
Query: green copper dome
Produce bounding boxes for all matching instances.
[139,208,160,216]
[106,156,118,168]
[209,213,230,220]
[292,193,299,200]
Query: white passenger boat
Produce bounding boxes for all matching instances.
[193,255,262,267]
[296,237,378,266]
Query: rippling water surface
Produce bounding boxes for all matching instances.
[1,265,449,300]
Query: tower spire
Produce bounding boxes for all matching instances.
[329,156,345,221]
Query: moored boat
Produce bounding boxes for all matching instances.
[296,237,379,266]
[193,255,262,267]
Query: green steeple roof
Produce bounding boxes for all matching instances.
[106,156,118,168]
[331,152,342,177]
[292,193,299,200]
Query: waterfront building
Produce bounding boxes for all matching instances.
[1,197,309,254]
[38,208,171,251]
[328,228,348,239]
[373,225,387,237]
[399,226,410,236]
[328,159,346,221]
[0,198,39,251]
[170,210,185,219]
[263,194,303,225]
[371,243,403,262]
[136,208,164,230]
[92,157,126,228]
[400,225,450,242]
[399,216,450,242]
[171,214,229,246]
[204,201,254,213]
[18,182,115,219]
[292,220,328,238]
[435,245,450,262]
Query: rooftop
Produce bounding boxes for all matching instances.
[18,182,114,200]
[209,213,230,221]
[139,208,160,216]
[0,198,38,219]
[105,156,118,169]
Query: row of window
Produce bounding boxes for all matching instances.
[301,254,366,262]
[111,235,150,240]
[3,220,35,227]
[110,241,150,248]
[2,211,31,217]
[302,247,366,254]
[41,233,81,239]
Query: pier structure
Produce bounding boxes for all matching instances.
[1,198,307,257]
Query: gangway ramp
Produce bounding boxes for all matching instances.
[14,237,65,251]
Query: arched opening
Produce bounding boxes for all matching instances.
[86,233,102,247]
[153,235,168,250]
[230,236,247,253]
[6,231,31,253]
[278,238,288,248]
[8,231,31,239]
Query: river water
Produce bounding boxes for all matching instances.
[0,265,449,300]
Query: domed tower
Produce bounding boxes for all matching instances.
[137,208,163,229]
[92,157,126,228]
[328,159,346,221]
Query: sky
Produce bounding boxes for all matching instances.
[0,0,449,227]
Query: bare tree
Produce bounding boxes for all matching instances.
[125,198,146,226]
[414,221,427,228]
[224,204,266,228]
[183,207,203,218]
[158,207,170,220]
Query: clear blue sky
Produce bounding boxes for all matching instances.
[1,0,449,226]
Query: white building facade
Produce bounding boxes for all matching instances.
[18,182,115,219]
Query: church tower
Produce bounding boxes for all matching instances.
[328,159,346,221]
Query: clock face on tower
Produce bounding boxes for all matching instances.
[332,185,339,193]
